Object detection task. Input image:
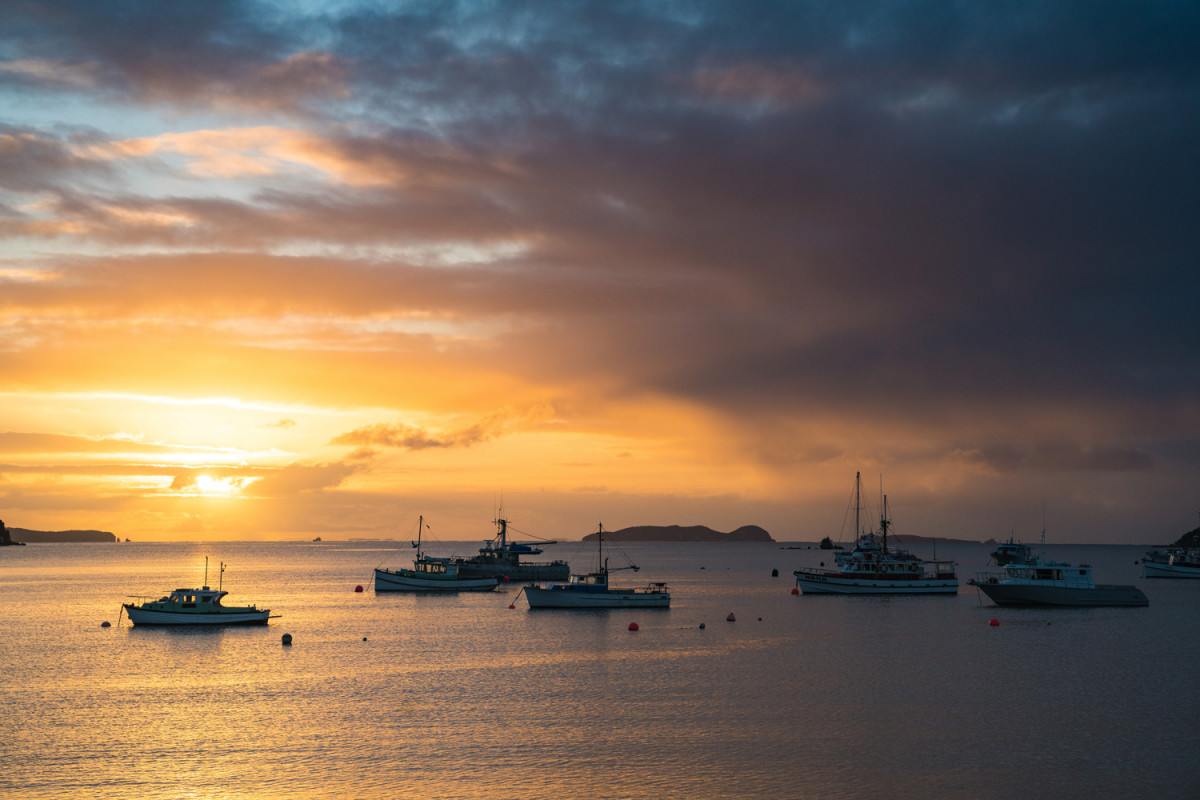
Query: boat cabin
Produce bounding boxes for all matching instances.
[413,558,457,576]
[989,559,1095,588]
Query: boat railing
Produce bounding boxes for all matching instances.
[797,566,948,581]
[968,570,1091,588]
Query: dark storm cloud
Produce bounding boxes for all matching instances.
[963,441,1155,473]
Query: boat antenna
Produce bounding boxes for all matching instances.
[220,561,225,592]
[597,522,604,573]
[204,556,208,589]
[1040,502,1047,550]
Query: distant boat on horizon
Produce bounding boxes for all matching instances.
[1141,546,1200,578]
[990,535,1033,566]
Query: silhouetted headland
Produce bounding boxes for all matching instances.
[1162,525,1200,548]
[6,527,117,543]
[582,524,774,542]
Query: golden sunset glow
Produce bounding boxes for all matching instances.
[2,3,1197,544]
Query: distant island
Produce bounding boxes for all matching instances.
[5,526,118,543]
[582,524,774,543]
[900,534,991,545]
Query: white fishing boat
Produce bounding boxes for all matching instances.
[793,473,958,595]
[523,524,670,608]
[990,535,1033,566]
[122,559,271,625]
[374,516,500,592]
[1141,547,1200,578]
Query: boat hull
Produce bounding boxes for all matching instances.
[374,568,498,592]
[524,586,671,608]
[970,581,1148,607]
[1142,561,1200,579]
[123,605,270,625]
[794,570,958,595]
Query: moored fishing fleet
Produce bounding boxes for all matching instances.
[54,473,1185,626]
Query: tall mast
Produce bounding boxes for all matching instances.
[854,472,861,540]
[412,515,424,558]
[597,522,604,573]
[881,494,889,555]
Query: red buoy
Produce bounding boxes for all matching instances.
[628,622,639,631]
[726,613,736,622]
[989,618,1000,627]
[354,585,364,593]
[791,587,800,595]
[508,603,515,609]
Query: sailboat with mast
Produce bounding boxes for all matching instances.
[523,523,670,608]
[374,516,500,592]
[793,473,958,595]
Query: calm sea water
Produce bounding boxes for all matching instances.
[1,539,1196,799]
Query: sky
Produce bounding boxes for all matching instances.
[1,1,1198,544]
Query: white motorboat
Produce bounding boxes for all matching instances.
[523,524,670,608]
[122,559,270,625]
[968,556,1148,607]
[793,473,958,595]
[374,516,500,593]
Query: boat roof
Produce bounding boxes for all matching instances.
[168,586,228,598]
